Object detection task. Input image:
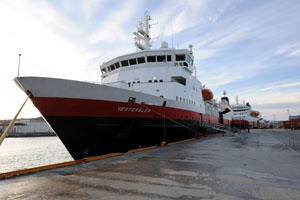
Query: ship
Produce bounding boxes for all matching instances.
[14,12,231,160]
[231,96,264,130]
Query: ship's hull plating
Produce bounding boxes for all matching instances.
[31,96,204,160]
[45,116,197,159]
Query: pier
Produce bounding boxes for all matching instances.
[1,129,300,199]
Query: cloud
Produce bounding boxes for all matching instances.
[275,42,300,57]
[89,0,141,44]
[260,81,300,91]
[151,0,210,37]
[193,49,217,60]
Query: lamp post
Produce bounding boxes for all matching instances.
[17,54,21,77]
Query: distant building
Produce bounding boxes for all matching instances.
[282,115,300,129]
[0,117,55,137]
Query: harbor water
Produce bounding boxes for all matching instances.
[0,137,73,173]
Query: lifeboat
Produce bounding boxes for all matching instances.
[251,111,260,117]
[202,89,214,101]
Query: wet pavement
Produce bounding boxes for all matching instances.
[1,129,300,200]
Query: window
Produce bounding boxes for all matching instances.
[171,76,186,86]
[137,81,140,83]
[147,56,156,62]
[167,55,171,61]
[180,97,182,102]
[137,57,145,64]
[157,55,166,62]
[107,66,111,72]
[154,80,158,83]
[115,62,120,69]
[148,80,152,83]
[176,54,185,61]
[176,96,178,101]
[101,68,107,74]
[129,58,137,65]
[121,60,129,67]
[159,80,163,82]
[187,54,193,65]
[110,65,115,70]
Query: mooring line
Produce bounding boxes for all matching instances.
[133,100,201,135]
[0,96,29,146]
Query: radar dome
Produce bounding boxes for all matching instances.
[160,41,168,48]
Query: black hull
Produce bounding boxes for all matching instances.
[45,116,201,160]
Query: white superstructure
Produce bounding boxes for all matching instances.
[100,12,206,114]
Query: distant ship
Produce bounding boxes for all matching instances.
[14,12,231,160]
[231,96,264,130]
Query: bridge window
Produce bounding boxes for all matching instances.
[157,55,166,62]
[115,62,120,69]
[110,65,115,70]
[147,56,156,62]
[187,54,193,65]
[129,58,137,65]
[137,57,145,64]
[176,54,185,61]
[121,60,129,67]
[159,80,163,82]
[148,80,152,83]
[101,68,107,74]
[171,76,186,86]
[154,80,158,83]
[167,55,171,61]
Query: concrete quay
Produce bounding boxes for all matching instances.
[1,129,300,200]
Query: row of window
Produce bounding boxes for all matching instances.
[176,96,196,106]
[127,79,164,87]
[101,54,188,74]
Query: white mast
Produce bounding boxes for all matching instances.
[235,96,239,104]
[133,11,152,51]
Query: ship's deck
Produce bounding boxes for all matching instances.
[1,129,300,199]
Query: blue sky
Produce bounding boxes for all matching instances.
[0,0,299,121]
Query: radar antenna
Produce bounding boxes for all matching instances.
[133,11,152,51]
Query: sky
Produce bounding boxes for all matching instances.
[0,0,299,121]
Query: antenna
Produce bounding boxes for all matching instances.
[17,54,21,77]
[133,11,152,51]
[287,109,291,116]
[171,23,174,48]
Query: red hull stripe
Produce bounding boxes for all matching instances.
[31,97,227,124]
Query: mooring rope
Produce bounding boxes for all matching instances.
[133,100,201,135]
[0,96,29,146]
